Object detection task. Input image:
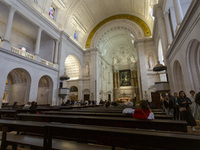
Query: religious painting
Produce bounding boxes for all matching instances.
[70,86,78,92]
[119,70,131,86]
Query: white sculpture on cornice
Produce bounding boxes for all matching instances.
[130,55,136,63]
[84,63,90,76]
[148,53,155,69]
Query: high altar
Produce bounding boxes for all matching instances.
[113,69,139,102]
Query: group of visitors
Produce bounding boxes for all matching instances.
[61,100,97,106]
[161,90,200,131]
[11,101,38,110]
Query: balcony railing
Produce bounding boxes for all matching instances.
[11,46,56,68]
[11,47,34,60]
[41,58,56,68]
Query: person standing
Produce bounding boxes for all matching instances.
[189,90,196,116]
[167,91,176,120]
[177,91,196,131]
[164,94,173,116]
[174,92,180,120]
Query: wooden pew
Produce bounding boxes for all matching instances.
[45,123,200,150]
[0,119,111,150]
[42,111,171,119]
[17,114,187,132]
[0,119,199,150]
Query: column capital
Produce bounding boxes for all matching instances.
[163,10,169,16]
[135,40,145,48]
[9,6,16,13]
[38,27,43,32]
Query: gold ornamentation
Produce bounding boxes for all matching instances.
[86,14,151,48]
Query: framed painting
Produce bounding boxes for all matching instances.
[119,70,131,86]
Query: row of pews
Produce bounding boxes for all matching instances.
[0,105,199,149]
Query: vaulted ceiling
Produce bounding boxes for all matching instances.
[56,0,158,65]
[58,0,158,48]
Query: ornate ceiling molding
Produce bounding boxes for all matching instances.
[90,19,143,48]
[85,14,151,48]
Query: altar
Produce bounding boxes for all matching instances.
[118,97,131,103]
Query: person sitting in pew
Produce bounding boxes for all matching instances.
[29,101,37,110]
[12,102,18,109]
[23,102,31,109]
[122,101,135,114]
[132,100,154,119]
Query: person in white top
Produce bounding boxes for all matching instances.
[122,101,135,114]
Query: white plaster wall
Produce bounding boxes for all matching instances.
[37,87,49,104]
[166,0,200,96]
[9,83,27,105]
[40,36,54,62]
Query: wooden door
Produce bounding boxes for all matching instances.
[84,94,90,101]
[151,92,161,108]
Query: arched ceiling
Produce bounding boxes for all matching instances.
[59,0,158,48]
[56,0,158,67]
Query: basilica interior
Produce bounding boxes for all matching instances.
[0,0,199,107]
[0,0,200,149]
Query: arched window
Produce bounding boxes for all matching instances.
[49,5,56,19]
[65,55,80,80]
[158,39,164,65]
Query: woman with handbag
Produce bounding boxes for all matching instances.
[177,91,196,131]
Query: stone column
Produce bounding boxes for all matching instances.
[164,11,173,47]
[35,27,43,56]
[4,7,16,42]
[3,6,16,50]
[173,0,183,32]
[53,40,59,64]
[136,40,148,100]
[154,6,168,56]
[78,80,83,101]
[89,48,98,101]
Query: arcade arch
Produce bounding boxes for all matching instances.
[65,55,81,80]
[37,75,53,104]
[3,68,31,105]
[173,61,185,92]
[187,39,200,91]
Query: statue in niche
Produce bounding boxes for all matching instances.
[113,58,118,65]
[85,63,89,76]
[148,53,155,69]
[130,55,136,63]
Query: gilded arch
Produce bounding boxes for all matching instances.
[86,14,151,48]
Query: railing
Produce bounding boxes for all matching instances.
[11,47,34,60]
[41,58,56,68]
[11,46,56,68]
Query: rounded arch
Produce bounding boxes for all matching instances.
[158,38,164,65]
[37,75,53,105]
[69,86,78,101]
[86,14,151,48]
[3,68,31,105]
[65,55,81,80]
[173,60,185,92]
[186,39,200,91]
[70,86,78,92]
